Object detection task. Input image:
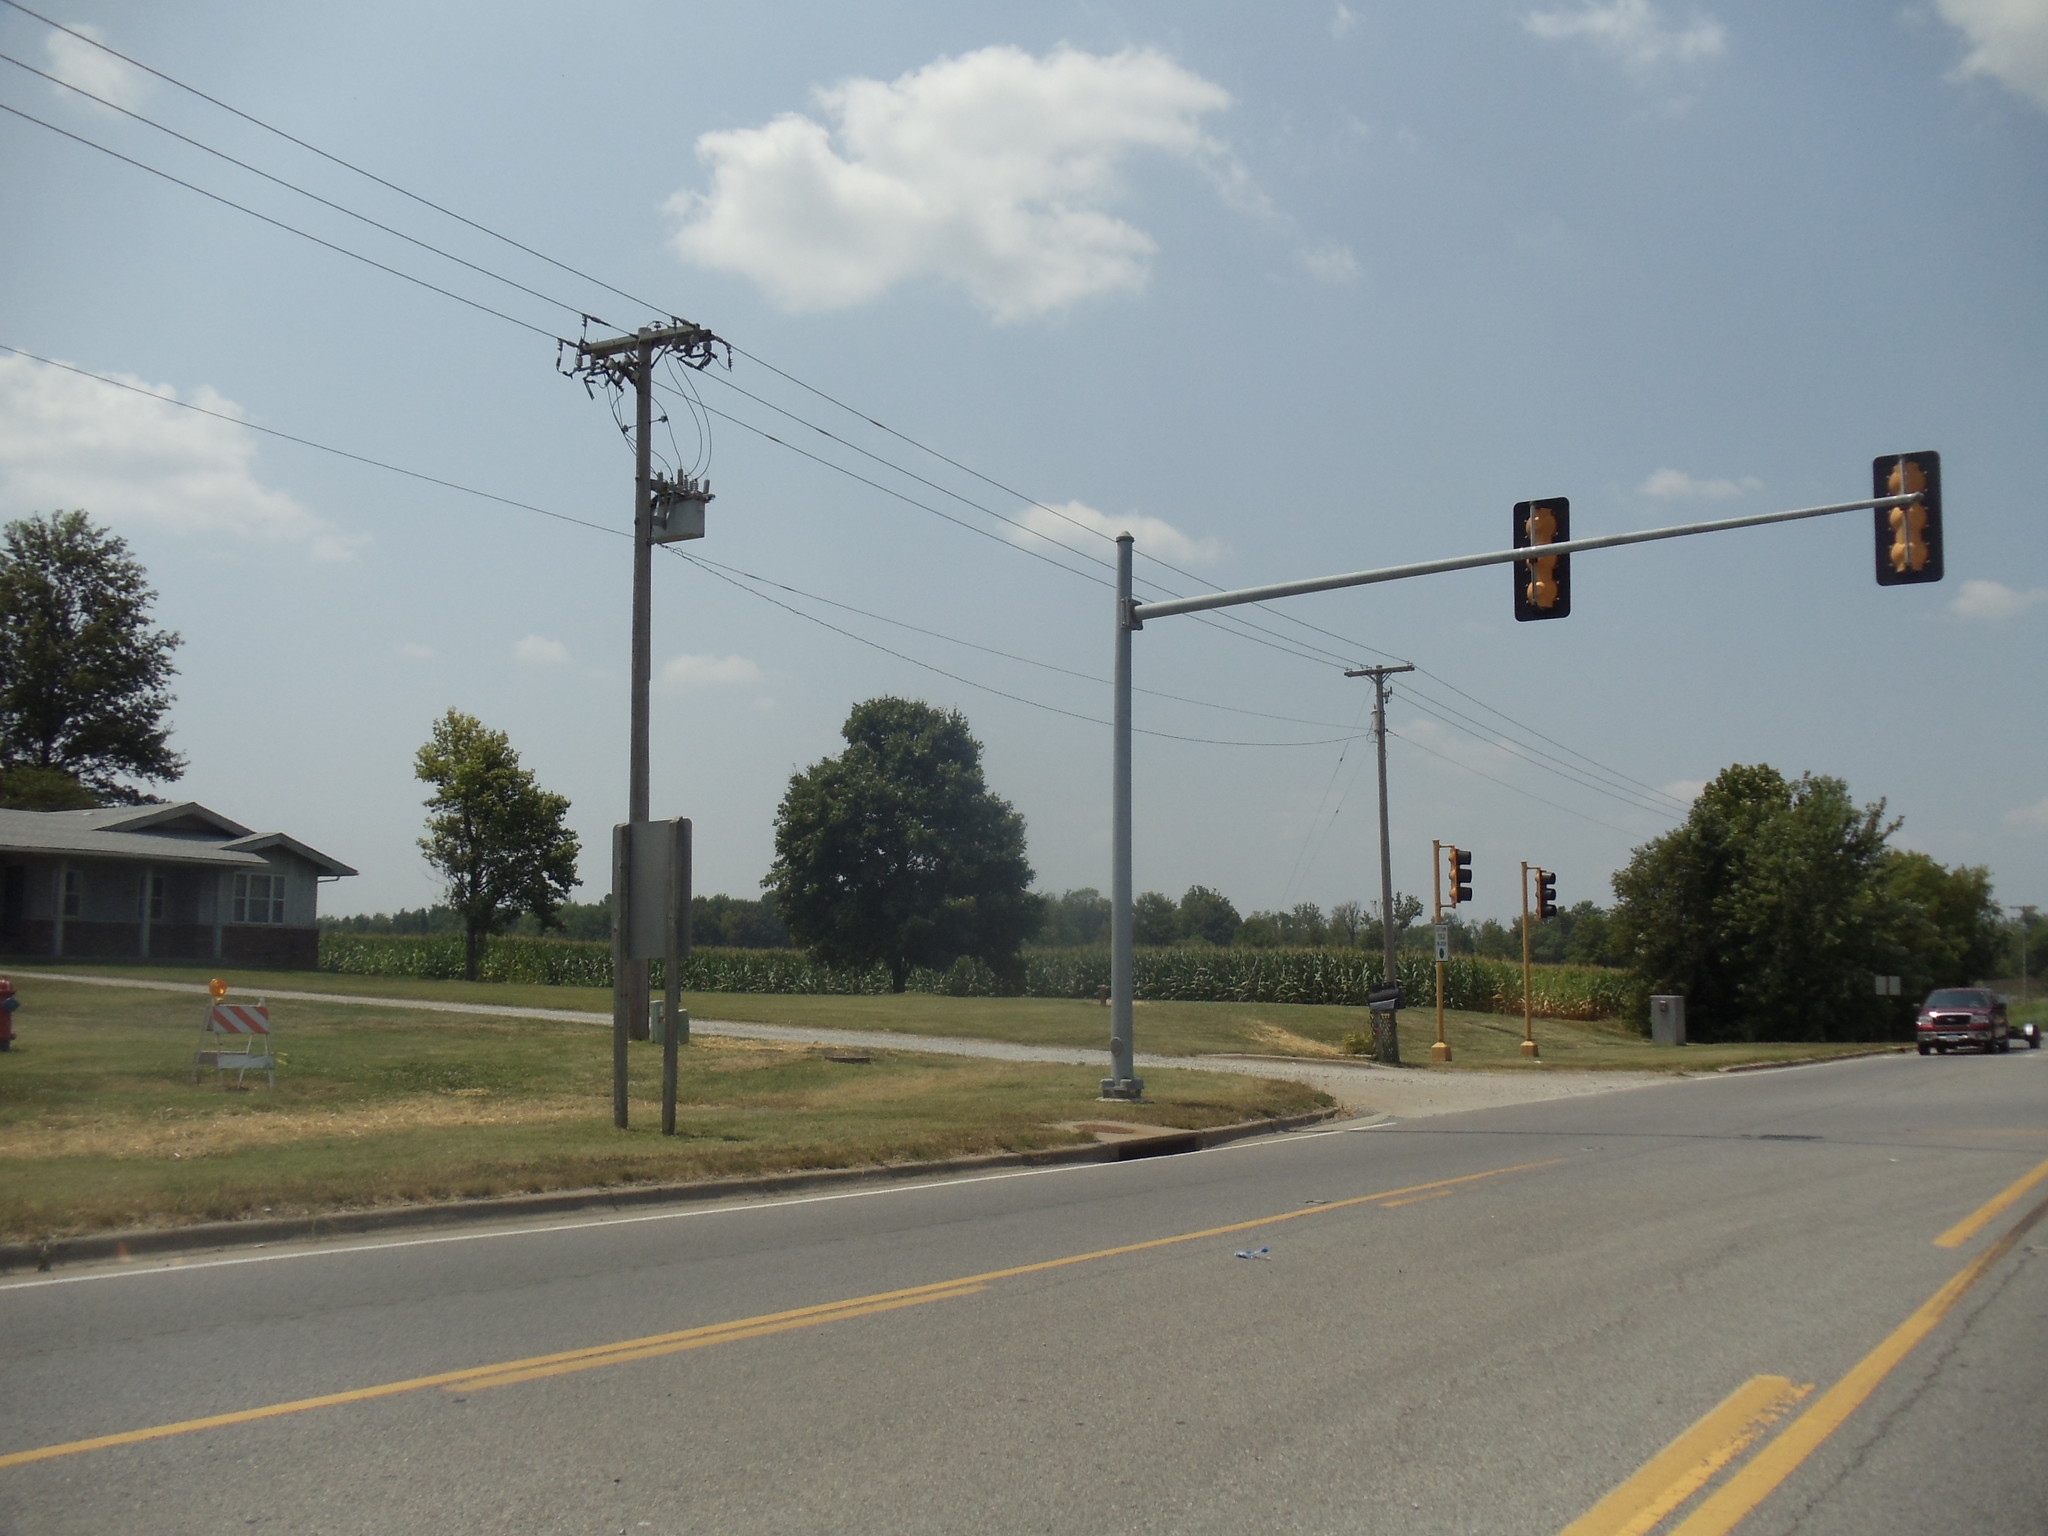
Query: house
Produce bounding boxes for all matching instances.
[0,803,355,969]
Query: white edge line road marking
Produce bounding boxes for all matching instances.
[1,1119,1391,1292]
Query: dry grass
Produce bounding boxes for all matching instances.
[0,978,1325,1241]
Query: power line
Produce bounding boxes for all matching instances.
[0,49,608,328]
[0,4,1680,809]
[0,0,667,319]
[0,343,620,539]
[1385,727,1636,837]
[0,100,563,341]
[1392,686,1687,817]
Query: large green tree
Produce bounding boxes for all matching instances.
[415,709,580,982]
[0,510,183,803]
[766,697,1043,992]
[1610,764,1959,1042]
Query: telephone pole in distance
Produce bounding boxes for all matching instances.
[1344,664,1412,1065]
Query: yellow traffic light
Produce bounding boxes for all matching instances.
[1873,452,1943,587]
[1513,499,1572,620]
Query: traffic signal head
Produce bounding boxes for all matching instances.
[1536,869,1557,921]
[1448,846,1473,905]
[1513,499,1572,621]
[1873,452,1942,586]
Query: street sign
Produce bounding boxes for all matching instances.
[1874,974,1902,996]
[1434,923,1450,963]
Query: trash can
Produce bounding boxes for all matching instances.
[1650,994,1686,1047]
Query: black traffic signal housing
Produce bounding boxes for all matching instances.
[1513,499,1572,621]
[1536,869,1557,922]
[1447,846,1473,906]
[1873,452,1942,586]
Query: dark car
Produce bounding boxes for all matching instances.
[1916,988,2013,1054]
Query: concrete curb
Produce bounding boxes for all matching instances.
[0,1106,1344,1275]
[1713,1046,1911,1074]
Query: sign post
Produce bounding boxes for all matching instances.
[612,818,693,1133]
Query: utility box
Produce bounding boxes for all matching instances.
[1650,994,1686,1047]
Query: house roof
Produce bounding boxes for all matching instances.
[0,802,355,875]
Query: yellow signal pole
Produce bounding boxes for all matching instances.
[1431,840,1451,1064]
[1519,864,1540,1060]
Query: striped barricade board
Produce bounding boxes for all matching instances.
[194,1000,276,1086]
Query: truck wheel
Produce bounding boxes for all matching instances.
[1918,1043,1931,1055]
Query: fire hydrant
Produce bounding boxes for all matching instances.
[0,977,17,1051]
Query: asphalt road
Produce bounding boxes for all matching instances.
[3,1050,2044,1535]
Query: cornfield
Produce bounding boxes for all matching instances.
[319,934,1639,1021]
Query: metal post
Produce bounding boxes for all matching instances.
[1520,863,1539,1059]
[610,823,630,1129]
[661,819,690,1136]
[1104,534,1142,1100]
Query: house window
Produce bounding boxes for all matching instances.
[62,868,81,918]
[231,872,285,925]
[139,872,164,921]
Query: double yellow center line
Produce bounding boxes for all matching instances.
[1561,1153,2048,1536]
[0,1156,1559,1470]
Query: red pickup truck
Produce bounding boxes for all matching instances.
[1915,987,2020,1054]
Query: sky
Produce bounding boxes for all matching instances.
[1,0,2043,931]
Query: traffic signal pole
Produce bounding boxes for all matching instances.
[1105,481,1927,1087]
[1431,840,1450,1063]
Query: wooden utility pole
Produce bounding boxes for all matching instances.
[1346,664,1412,1064]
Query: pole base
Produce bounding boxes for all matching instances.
[1099,1077,1146,1101]
[1431,1041,1452,1064]
[1520,1038,1540,1059]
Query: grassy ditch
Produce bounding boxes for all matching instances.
[0,978,1326,1241]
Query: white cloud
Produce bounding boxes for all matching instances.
[43,22,149,112]
[669,46,1247,322]
[1011,499,1227,568]
[1937,0,2048,111]
[513,635,570,665]
[1525,0,1727,70]
[0,354,356,559]
[397,641,437,661]
[1950,578,2045,620]
[1637,467,1762,500]
[1331,4,1359,40]
[661,652,765,689]
[1661,778,1708,805]
[1298,241,1362,285]
[2008,796,2048,833]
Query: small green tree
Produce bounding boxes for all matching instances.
[766,697,1043,992]
[1177,885,1241,946]
[0,510,183,802]
[1132,891,1180,946]
[414,709,580,982]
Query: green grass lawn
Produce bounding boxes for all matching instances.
[2,960,1905,1071]
[0,978,1326,1241]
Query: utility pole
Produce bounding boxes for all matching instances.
[1345,664,1412,1064]
[571,321,722,1128]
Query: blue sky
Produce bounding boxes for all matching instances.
[2,0,2042,929]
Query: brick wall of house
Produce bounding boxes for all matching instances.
[1,919,55,957]
[62,920,143,958]
[220,926,319,970]
[148,924,217,961]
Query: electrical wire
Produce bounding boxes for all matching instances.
[0,3,1681,813]
[1392,686,1687,817]
[1386,726,1635,836]
[0,49,608,328]
[0,343,621,540]
[0,0,667,320]
[0,100,564,341]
